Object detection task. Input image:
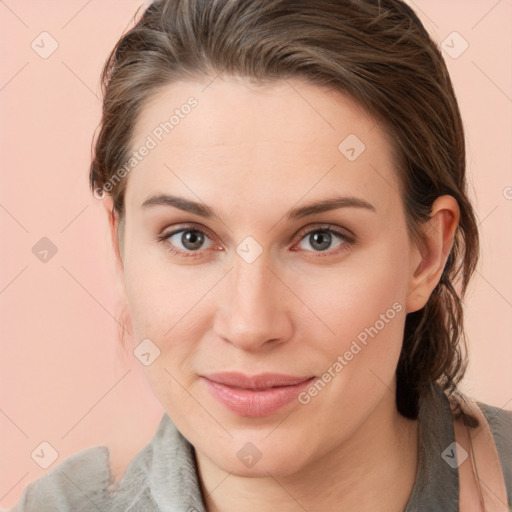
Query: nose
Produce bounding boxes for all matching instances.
[213,255,293,352]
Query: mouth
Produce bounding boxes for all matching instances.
[200,372,315,417]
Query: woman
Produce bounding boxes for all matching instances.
[9,0,511,511]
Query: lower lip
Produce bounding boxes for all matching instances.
[201,377,315,417]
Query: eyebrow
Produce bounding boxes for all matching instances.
[141,193,376,220]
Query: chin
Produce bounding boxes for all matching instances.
[202,434,314,478]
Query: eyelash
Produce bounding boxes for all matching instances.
[155,223,355,259]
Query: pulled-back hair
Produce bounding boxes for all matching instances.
[90,0,480,424]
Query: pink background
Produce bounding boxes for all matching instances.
[1,0,511,507]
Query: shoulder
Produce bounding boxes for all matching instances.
[7,445,114,512]
[6,413,203,512]
[477,401,512,504]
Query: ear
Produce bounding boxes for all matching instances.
[102,195,125,274]
[406,195,460,313]
[101,196,133,352]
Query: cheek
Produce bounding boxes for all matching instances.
[295,254,407,351]
[122,243,211,339]
[289,244,409,408]
[122,247,221,408]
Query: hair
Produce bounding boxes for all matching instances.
[89,0,480,425]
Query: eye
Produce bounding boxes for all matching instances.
[293,225,354,255]
[156,225,217,258]
[156,223,355,259]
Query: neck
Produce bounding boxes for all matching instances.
[196,392,420,512]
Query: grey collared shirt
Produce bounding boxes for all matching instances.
[8,384,512,511]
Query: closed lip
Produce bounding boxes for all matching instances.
[200,372,316,417]
[201,372,314,390]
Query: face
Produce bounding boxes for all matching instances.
[119,76,422,477]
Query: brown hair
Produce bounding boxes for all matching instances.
[90,0,480,424]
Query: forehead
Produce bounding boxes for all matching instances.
[125,76,401,218]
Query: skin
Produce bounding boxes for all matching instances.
[105,75,460,511]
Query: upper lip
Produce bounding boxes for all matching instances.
[202,372,314,390]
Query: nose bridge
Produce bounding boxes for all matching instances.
[214,252,291,350]
[233,255,271,311]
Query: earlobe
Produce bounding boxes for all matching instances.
[405,195,460,313]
